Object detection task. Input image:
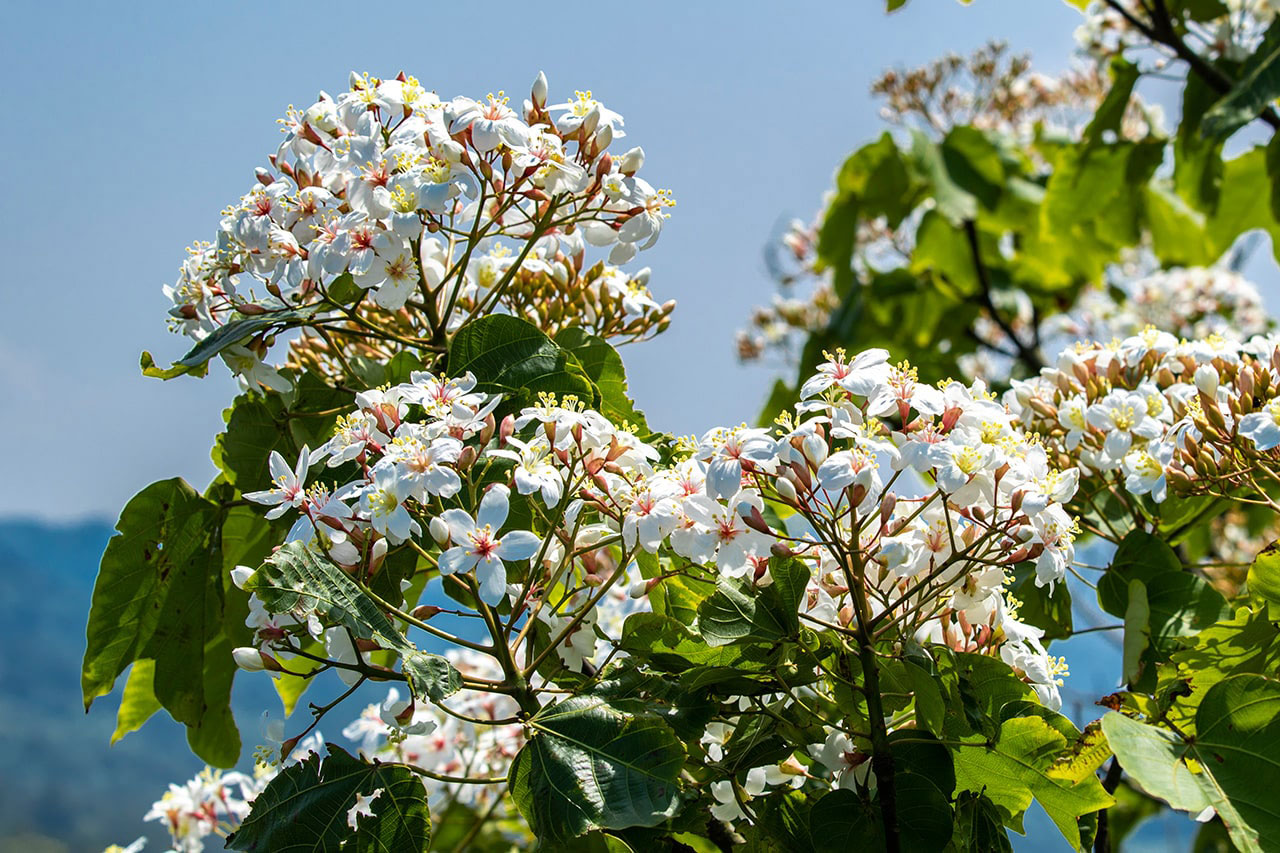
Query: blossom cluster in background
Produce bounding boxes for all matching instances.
[164,71,673,391]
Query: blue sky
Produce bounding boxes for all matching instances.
[0,0,1130,519]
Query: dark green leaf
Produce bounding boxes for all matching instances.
[226,744,429,852]
[508,696,685,842]
[1203,21,1280,137]
[808,789,884,853]
[555,327,651,435]
[447,314,597,410]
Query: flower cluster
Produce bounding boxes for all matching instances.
[164,72,672,390]
[1074,0,1279,62]
[1006,329,1280,515]
[871,40,1157,141]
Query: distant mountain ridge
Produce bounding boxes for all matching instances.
[0,518,258,852]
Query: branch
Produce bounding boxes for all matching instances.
[962,219,1043,374]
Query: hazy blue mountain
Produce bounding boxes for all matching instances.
[0,519,275,852]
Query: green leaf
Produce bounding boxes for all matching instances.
[214,395,286,491]
[951,791,1013,853]
[554,327,651,435]
[906,661,945,736]
[226,744,430,852]
[808,789,883,853]
[1203,21,1280,137]
[620,612,760,673]
[1165,604,1280,734]
[82,478,217,713]
[1145,184,1214,267]
[176,307,319,369]
[1207,146,1280,262]
[952,716,1115,850]
[940,126,1005,210]
[447,314,598,410]
[1123,579,1151,685]
[696,558,808,648]
[82,477,245,765]
[111,659,161,744]
[140,349,206,380]
[1083,57,1140,144]
[507,696,685,842]
[1097,529,1181,617]
[1104,675,1280,852]
[1175,74,1226,213]
[246,542,462,701]
[1010,562,1073,641]
[1248,540,1280,606]
[911,131,977,224]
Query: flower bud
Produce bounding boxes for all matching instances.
[232,647,266,672]
[619,146,645,174]
[369,537,388,573]
[230,565,255,589]
[457,445,478,471]
[771,541,795,558]
[499,414,516,446]
[531,71,548,109]
[1195,364,1220,396]
[581,104,601,136]
[774,476,798,503]
[429,516,450,545]
[412,604,443,621]
[594,123,613,151]
[479,413,496,446]
[743,506,773,535]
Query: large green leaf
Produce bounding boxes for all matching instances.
[554,327,651,434]
[214,395,287,492]
[226,744,430,852]
[1104,675,1280,852]
[1203,21,1280,137]
[82,479,218,709]
[696,557,809,647]
[447,314,597,409]
[246,542,461,701]
[1164,604,1280,735]
[507,696,685,842]
[82,477,244,765]
[952,716,1114,850]
[808,789,884,853]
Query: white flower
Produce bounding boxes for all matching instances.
[1086,390,1163,462]
[243,446,312,520]
[1240,400,1280,451]
[438,485,541,605]
[1123,443,1173,502]
[800,348,891,399]
[357,463,418,544]
[489,436,564,506]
